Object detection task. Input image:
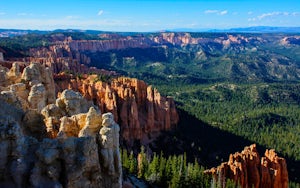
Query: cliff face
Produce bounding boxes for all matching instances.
[28,45,116,75]
[28,35,154,74]
[204,144,289,188]
[26,33,256,75]
[0,62,122,188]
[1,61,179,145]
[54,74,179,145]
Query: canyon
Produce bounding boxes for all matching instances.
[0,31,296,187]
[0,61,178,187]
[20,32,300,84]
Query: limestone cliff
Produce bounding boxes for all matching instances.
[54,74,179,145]
[204,144,289,188]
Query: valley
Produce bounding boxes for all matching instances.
[1,31,300,187]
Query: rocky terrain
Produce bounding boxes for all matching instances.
[205,144,289,188]
[0,60,179,187]
[54,74,178,145]
[0,61,123,187]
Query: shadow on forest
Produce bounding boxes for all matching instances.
[152,108,300,183]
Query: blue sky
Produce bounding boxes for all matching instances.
[0,0,299,31]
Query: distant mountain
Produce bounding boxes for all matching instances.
[168,26,300,33]
[0,29,50,37]
[207,26,300,33]
[1,26,300,38]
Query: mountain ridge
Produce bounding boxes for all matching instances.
[1,26,300,38]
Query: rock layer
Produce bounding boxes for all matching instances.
[204,144,288,188]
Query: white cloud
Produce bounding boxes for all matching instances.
[98,10,104,16]
[248,11,253,15]
[204,10,228,15]
[0,12,5,15]
[204,10,218,14]
[219,10,228,15]
[248,11,300,22]
[257,12,289,20]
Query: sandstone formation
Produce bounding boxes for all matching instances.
[41,89,97,138]
[54,75,179,145]
[0,62,123,187]
[204,144,289,188]
[1,61,178,145]
[0,107,105,187]
[99,112,122,188]
[0,62,55,111]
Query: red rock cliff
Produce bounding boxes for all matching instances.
[204,144,288,188]
[54,74,179,145]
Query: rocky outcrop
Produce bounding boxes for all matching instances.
[54,75,179,145]
[0,97,122,188]
[204,144,288,188]
[1,61,179,145]
[0,62,55,112]
[0,113,97,188]
[280,36,300,46]
[0,62,123,187]
[41,89,96,138]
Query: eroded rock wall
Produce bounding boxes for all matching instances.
[204,144,289,188]
[54,75,179,145]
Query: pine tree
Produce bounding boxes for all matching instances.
[158,151,166,185]
[137,146,148,178]
[129,151,137,174]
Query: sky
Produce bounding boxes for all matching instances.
[0,0,300,32]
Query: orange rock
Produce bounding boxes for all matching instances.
[53,75,179,144]
[204,144,288,188]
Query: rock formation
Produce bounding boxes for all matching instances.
[99,112,122,187]
[0,106,106,187]
[204,144,288,188]
[0,62,123,187]
[41,89,97,138]
[0,62,55,111]
[54,75,179,145]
